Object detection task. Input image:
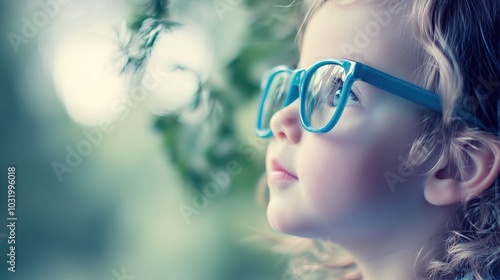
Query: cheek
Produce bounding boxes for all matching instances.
[297,135,393,222]
[295,114,420,231]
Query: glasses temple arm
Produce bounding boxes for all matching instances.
[356,64,442,112]
[357,64,491,131]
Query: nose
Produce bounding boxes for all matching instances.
[269,100,302,143]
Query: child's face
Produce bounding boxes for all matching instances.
[266,2,436,240]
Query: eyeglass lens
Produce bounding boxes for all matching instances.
[304,64,346,129]
[259,71,291,131]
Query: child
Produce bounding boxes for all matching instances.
[255,0,500,279]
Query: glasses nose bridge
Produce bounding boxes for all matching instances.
[284,69,305,107]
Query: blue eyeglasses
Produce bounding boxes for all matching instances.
[255,58,483,138]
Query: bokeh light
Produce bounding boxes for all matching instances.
[52,26,128,126]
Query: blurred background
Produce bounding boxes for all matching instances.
[0,0,300,279]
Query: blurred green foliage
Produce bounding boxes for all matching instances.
[128,0,301,194]
[0,1,304,280]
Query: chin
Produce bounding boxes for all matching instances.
[266,202,320,238]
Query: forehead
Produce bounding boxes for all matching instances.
[298,1,420,84]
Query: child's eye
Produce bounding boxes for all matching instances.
[327,78,360,107]
[329,90,359,107]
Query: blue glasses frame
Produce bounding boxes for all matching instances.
[256,58,482,138]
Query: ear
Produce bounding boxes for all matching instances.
[424,141,500,206]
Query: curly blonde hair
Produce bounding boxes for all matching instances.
[259,0,500,279]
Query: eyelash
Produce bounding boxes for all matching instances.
[328,79,360,106]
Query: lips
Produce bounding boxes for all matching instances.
[268,159,298,181]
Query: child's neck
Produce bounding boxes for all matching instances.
[355,247,421,280]
[332,208,451,280]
